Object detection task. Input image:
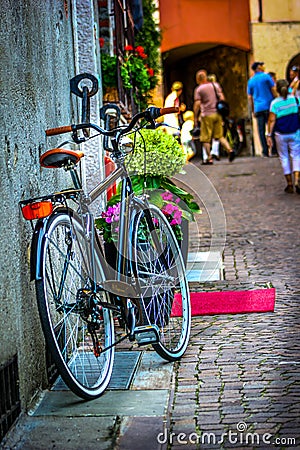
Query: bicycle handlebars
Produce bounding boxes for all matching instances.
[45,106,179,138]
[45,125,74,136]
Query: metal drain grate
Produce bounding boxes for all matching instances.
[51,351,142,391]
[108,351,141,389]
[0,355,21,442]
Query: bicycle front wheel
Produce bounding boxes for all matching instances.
[132,204,191,361]
[35,209,114,399]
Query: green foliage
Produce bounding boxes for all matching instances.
[99,0,161,110]
[121,46,153,110]
[135,0,161,89]
[100,52,117,89]
[121,55,151,94]
[126,129,186,176]
[130,175,201,221]
[95,216,114,243]
[123,128,201,223]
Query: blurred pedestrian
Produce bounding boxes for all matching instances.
[268,72,278,156]
[267,79,300,193]
[181,110,197,160]
[193,69,235,164]
[207,74,220,161]
[288,65,300,98]
[163,81,186,138]
[247,62,276,157]
[268,72,277,83]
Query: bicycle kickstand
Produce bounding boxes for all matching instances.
[126,299,136,341]
[125,299,160,346]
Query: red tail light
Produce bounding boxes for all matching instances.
[21,201,53,220]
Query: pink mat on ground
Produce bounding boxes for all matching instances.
[172,288,276,316]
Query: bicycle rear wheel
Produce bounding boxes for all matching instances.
[132,204,191,361]
[35,209,114,399]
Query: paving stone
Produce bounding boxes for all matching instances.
[1,416,116,450]
[33,389,169,417]
[168,157,300,447]
[116,417,165,450]
[131,352,173,390]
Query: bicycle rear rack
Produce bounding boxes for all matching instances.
[19,189,82,222]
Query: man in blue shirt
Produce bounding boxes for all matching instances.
[247,62,277,157]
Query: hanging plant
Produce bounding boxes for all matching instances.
[100,52,118,90]
[121,45,155,110]
[135,0,161,90]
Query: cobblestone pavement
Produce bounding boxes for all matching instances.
[168,156,300,449]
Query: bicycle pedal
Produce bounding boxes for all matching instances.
[134,325,160,346]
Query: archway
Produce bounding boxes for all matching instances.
[163,44,250,122]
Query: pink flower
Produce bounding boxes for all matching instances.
[102,203,121,224]
[173,210,182,224]
[125,45,134,51]
[161,200,182,226]
[161,192,173,202]
[163,203,176,215]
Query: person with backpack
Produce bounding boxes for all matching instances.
[193,69,235,164]
[267,79,300,193]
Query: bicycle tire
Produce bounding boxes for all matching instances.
[35,209,115,399]
[131,204,191,361]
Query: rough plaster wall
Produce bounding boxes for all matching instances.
[251,23,300,80]
[0,0,76,407]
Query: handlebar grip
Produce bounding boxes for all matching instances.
[159,107,179,115]
[45,125,73,136]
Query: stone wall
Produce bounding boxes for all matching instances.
[0,0,102,409]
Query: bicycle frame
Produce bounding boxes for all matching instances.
[30,151,145,301]
[73,155,165,303]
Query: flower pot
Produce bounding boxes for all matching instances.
[104,241,117,270]
[180,219,189,268]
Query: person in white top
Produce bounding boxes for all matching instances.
[163,81,186,137]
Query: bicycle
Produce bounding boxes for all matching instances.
[19,99,191,400]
